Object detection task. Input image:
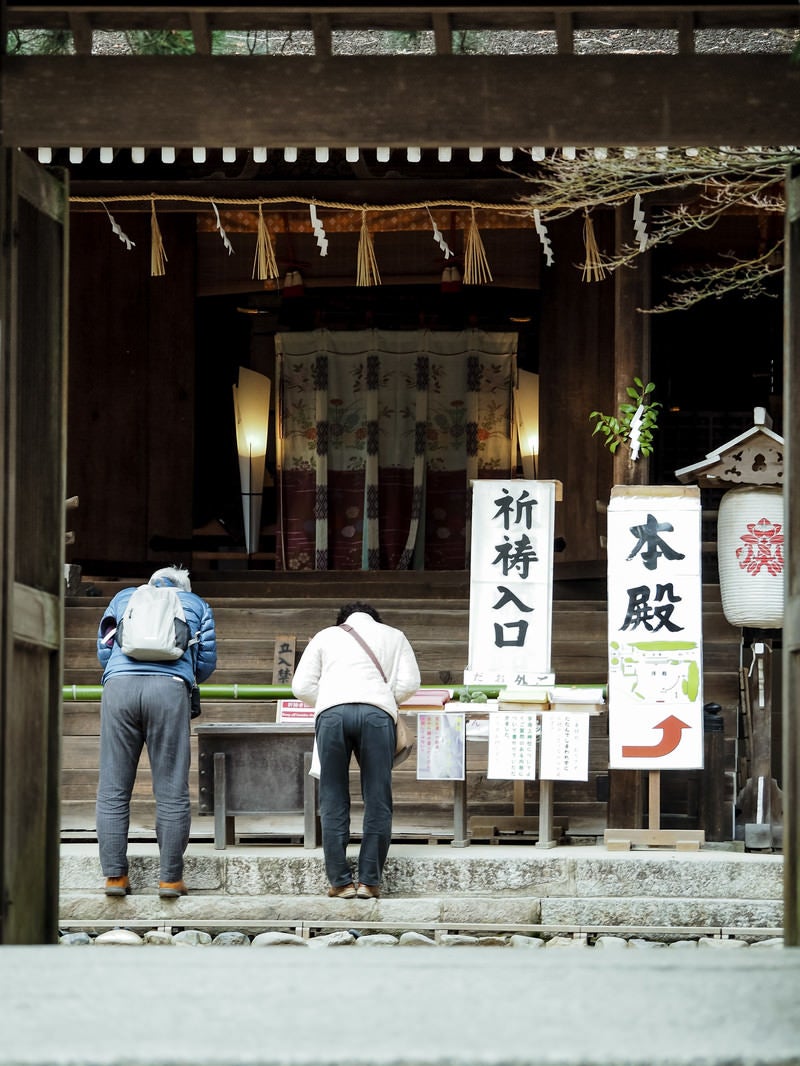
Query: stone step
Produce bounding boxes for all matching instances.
[58,844,784,939]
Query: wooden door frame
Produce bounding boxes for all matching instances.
[0,149,68,943]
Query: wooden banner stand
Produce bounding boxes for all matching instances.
[604,771,705,851]
[469,779,567,847]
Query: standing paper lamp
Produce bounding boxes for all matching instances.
[233,367,271,555]
[515,369,540,478]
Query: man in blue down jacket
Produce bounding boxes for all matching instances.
[96,566,217,898]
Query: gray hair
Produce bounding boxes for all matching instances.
[149,565,192,592]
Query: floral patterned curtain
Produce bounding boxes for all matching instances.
[275,329,517,570]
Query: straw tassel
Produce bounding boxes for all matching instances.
[150,201,167,277]
[463,207,493,285]
[356,209,381,286]
[581,208,607,282]
[252,204,280,281]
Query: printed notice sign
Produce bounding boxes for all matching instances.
[606,487,704,770]
[467,480,555,685]
[416,712,465,781]
[539,712,590,781]
[276,699,314,723]
[487,711,537,780]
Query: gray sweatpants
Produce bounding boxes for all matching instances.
[96,673,191,883]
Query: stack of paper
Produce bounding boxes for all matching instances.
[498,685,550,711]
[398,688,452,712]
[548,684,606,714]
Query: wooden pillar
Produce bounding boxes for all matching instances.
[607,203,651,829]
[783,161,800,946]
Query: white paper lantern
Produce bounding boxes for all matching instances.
[717,486,784,628]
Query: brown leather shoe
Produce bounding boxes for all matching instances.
[158,880,188,898]
[327,882,356,899]
[356,883,380,899]
[104,875,130,897]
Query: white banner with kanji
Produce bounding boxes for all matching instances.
[606,486,704,770]
[466,480,555,685]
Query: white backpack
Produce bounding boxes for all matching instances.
[117,584,194,662]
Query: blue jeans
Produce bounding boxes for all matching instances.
[96,674,191,883]
[315,703,395,888]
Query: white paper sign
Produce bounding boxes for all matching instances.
[606,489,704,770]
[539,712,590,780]
[416,712,465,781]
[276,699,315,723]
[467,480,555,685]
[487,711,538,780]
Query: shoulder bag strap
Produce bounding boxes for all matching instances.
[339,623,387,683]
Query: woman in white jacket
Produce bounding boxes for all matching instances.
[292,602,420,899]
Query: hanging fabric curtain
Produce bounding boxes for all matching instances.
[275,329,516,571]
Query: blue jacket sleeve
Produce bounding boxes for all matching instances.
[193,599,217,682]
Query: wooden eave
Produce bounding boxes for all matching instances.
[4,53,800,148]
[5,4,799,148]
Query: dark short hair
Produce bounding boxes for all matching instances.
[336,602,382,625]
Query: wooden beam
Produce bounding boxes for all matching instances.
[677,12,697,55]
[189,12,212,56]
[13,583,60,651]
[554,12,574,54]
[6,5,800,37]
[432,13,452,55]
[4,54,799,148]
[784,161,800,945]
[67,12,93,55]
[311,14,332,57]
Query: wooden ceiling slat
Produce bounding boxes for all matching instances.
[4,53,798,148]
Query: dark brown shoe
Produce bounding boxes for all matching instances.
[158,880,188,898]
[327,882,356,899]
[104,876,130,897]
[356,883,380,899]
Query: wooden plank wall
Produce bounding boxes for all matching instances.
[66,213,197,569]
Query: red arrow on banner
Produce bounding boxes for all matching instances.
[621,715,690,759]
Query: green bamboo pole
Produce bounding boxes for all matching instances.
[62,684,291,701]
[62,684,500,701]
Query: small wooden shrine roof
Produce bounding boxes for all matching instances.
[674,407,785,488]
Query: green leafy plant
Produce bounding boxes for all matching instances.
[124,30,195,55]
[589,378,661,458]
